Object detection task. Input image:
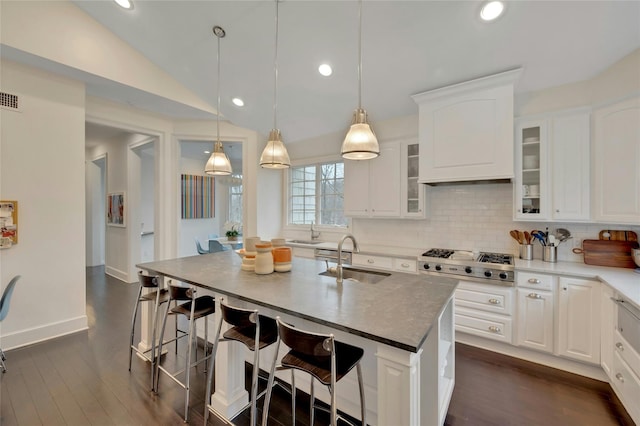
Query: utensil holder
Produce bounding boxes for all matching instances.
[543,246,557,263]
[519,244,533,260]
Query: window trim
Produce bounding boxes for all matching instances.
[282,154,351,232]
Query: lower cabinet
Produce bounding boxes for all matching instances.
[600,285,615,377]
[455,281,514,344]
[352,253,417,274]
[557,277,601,365]
[516,288,554,353]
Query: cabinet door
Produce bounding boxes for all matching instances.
[343,158,371,217]
[514,120,549,220]
[370,143,401,217]
[601,285,615,379]
[516,289,554,353]
[400,141,426,218]
[551,111,590,221]
[557,278,601,364]
[593,97,640,224]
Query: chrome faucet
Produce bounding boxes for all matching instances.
[310,221,321,240]
[336,234,359,284]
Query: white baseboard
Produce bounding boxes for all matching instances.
[105,265,130,283]
[1,315,88,351]
[456,334,607,381]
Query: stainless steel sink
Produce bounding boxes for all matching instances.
[319,267,391,284]
[288,240,323,245]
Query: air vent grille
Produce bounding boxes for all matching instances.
[0,92,20,111]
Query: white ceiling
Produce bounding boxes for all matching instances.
[67,1,640,143]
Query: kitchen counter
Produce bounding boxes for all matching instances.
[516,259,640,309]
[286,239,423,259]
[137,251,457,425]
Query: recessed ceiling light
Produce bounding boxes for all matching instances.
[114,0,133,10]
[204,150,211,154]
[480,1,504,21]
[318,64,333,77]
[232,98,244,107]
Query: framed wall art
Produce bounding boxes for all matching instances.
[0,200,18,248]
[107,192,125,227]
[181,174,215,219]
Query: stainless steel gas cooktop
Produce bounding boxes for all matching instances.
[418,248,515,284]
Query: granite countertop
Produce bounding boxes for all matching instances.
[286,240,422,259]
[516,259,640,310]
[137,251,457,353]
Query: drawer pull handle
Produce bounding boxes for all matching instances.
[401,263,410,268]
[367,259,374,264]
[615,342,624,351]
[615,373,624,383]
[528,278,541,284]
[488,326,501,333]
[528,293,542,299]
[488,298,500,305]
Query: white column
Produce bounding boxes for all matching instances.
[376,345,422,425]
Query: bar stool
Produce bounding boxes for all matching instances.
[261,318,366,426]
[129,271,170,390]
[203,297,279,426]
[155,284,216,423]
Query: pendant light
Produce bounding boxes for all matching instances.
[260,0,291,169]
[341,0,379,160]
[205,26,233,176]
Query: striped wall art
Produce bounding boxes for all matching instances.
[181,174,215,219]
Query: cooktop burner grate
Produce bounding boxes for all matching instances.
[478,252,513,265]
[421,248,454,259]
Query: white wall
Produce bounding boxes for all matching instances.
[85,157,105,266]
[0,61,88,349]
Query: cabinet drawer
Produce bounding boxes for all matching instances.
[614,329,640,379]
[456,307,513,344]
[612,351,640,424]
[393,258,417,273]
[517,271,554,291]
[352,253,393,270]
[455,281,514,315]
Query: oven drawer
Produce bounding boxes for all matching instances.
[455,281,514,315]
[456,307,513,344]
[516,271,554,291]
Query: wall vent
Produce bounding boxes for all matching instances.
[0,92,22,112]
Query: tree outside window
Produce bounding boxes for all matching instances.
[289,161,346,227]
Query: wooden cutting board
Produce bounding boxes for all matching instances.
[573,240,639,268]
[599,230,638,241]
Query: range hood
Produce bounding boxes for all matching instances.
[423,178,512,187]
[412,69,522,185]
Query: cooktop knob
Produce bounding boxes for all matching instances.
[499,272,508,279]
[435,264,442,271]
[484,270,492,278]
[465,266,473,274]
[423,264,430,270]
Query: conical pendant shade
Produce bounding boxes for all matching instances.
[260,129,290,168]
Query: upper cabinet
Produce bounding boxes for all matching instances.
[412,69,522,184]
[400,140,426,218]
[514,109,591,222]
[593,96,640,225]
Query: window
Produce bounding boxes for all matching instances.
[289,161,346,226]
[228,179,243,224]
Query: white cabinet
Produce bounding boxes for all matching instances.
[352,253,418,274]
[601,285,615,378]
[412,69,521,184]
[516,288,554,353]
[593,96,640,225]
[550,111,590,221]
[344,142,400,217]
[454,281,514,344]
[514,110,590,221]
[556,277,601,364]
[400,141,426,218]
[515,271,555,353]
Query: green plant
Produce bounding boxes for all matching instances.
[226,227,239,238]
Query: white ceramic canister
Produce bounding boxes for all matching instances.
[254,243,274,274]
[244,236,261,255]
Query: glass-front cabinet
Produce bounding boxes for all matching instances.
[401,140,426,218]
[514,120,548,220]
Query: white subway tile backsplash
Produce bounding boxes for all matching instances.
[351,183,640,262]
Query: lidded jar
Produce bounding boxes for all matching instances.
[254,242,274,274]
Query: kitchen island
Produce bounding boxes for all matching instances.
[137,251,457,425]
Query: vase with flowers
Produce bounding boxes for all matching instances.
[224,221,241,241]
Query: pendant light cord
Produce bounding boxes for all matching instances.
[358,0,362,110]
[273,0,279,130]
[216,32,221,147]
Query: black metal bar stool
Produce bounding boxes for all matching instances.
[261,317,366,426]
[129,271,170,389]
[155,283,216,423]
[203,297,279,426]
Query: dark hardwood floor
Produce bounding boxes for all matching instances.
[0,266,634,425]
